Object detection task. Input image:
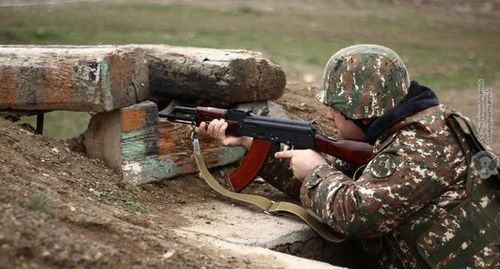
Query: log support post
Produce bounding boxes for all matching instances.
[83,101,245,184]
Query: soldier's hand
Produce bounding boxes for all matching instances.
[274,149,327,181]
[199,119,253,150]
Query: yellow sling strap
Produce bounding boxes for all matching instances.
[192,137,345,244]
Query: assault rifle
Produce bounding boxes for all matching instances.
[160,106,374,192]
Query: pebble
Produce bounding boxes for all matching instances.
[161,250,175,260]
[93,252,103,260]
[19,129,33,136]
[254,177,266,183]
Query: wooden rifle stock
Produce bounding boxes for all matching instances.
[313,134,373,169]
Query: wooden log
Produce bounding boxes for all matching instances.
[123,45,286,105]
[0,45,149,112]
[82,101,245,185]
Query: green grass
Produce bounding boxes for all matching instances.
[119,185,150,216]
[26,192,53,215]
[1,1,498,137]
[22,111,91,139]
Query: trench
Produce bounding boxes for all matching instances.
[270,235,370,269]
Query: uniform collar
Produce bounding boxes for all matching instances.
[365,81,440,145]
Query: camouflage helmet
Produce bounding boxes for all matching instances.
[316,44,410,119]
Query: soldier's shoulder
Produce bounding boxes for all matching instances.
[375,105,451,149]
[365,149,400,179]
[398,104,447,130]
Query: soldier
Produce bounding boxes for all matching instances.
[199,44,499,269]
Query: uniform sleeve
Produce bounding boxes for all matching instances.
[328,156,356,178]
[300,127,456,238]
[258,154,302,199]
[258,151,355,199]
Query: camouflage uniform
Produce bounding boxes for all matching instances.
[303,104,499,268]
[261,103,499,269]
[259,45,499,268]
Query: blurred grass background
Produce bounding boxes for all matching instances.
[0,0,498,138]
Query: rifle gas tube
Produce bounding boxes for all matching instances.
[160,106,374,192]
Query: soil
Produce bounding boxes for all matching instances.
[0,84,497,269]
[0,84,320,269]
[0,119,230,269]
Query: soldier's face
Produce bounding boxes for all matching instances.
[327,107,366,141]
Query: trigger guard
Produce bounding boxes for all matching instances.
[271,143,282,156]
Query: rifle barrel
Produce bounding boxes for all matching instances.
[159,106,196,123]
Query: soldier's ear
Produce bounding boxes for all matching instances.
[327,107,342,120]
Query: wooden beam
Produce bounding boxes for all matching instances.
[0,45,149,112]
[83,101,245,184]
[124,45,286,106]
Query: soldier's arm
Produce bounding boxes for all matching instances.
[328,156,357,178]
[258,150,358,199]
[258,148,302,199]
[300,125,464,238]
[258,149,352,199]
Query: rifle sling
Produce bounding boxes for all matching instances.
[192,137,345,244]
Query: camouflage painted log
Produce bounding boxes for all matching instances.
[124,45,286,105]
[0,45,148,112]
[82,101,245,185]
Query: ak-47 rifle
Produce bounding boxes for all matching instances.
[160,106,374,192]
